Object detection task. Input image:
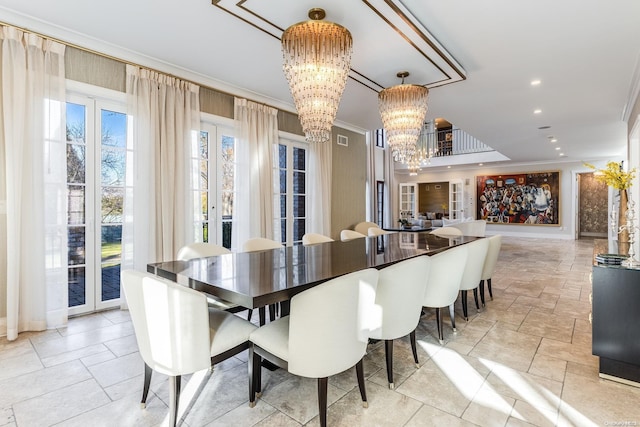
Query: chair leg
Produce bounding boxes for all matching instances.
[473,288,480,310]
[246,309,253,321]
[449,304,456,332]
[436,307,444,344]
[318,377,329,427]
[355,359,368,407]
[384,339,394,389]
[268,304,276,322]
[461,290,469,321]
[488,278,494,300]
[410,329,419,368]
[259,307,266,326]
[141,362,152,409]
[479,279,486,307]
[168,375,181,427]
[248,345,261,407]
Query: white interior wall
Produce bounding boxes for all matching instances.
[395,160,613,240]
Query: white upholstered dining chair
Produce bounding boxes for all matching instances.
[302,233,334,245]
[422,244,468,344]
[355,221,380,235]
[248,268,379,427]
[480,234,502,306]
[370,256,431,389]
[457,238,490,320]
[368,227,394,237]
[122,270,257,427]
[340,229,366,241]
[430,226,463,237]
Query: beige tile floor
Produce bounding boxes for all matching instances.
[2,237,640,426]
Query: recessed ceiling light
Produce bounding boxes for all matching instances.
[559,153,565,156]
[555,147,561,150]
[531,79,541,86]
[550,138,557,143]
[447,166,451,169]
[538,126,551,130]
[534,109,542,114]
[478,163,484,166]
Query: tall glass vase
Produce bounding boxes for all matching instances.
[619,189,629,254]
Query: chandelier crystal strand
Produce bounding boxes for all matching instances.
[378,72,429,163]
[282,9,353,143]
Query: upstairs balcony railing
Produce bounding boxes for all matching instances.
[415,127,494,161]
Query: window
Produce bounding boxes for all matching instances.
[375,128,385,148]
[198,120,236,249]
[66,92,126,314]
[376,181,385,228]
[274,139,307,245]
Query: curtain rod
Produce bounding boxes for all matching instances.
[0,20,285,112]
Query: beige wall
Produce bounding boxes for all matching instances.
[418,182,449,215]
[330,128,367,240]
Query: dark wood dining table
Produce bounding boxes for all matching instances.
[147,231,478,313]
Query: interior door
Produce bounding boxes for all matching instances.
[449,179,464,220]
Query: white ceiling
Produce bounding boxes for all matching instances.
[1,0,639,167]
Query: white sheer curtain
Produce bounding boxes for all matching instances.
[384,145,396,229]
[1,27,68,340]
[122,65,200,275]
[232,98,278,250]
[308,141,332,236]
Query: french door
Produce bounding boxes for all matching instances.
[66,95,127,315]
[197,122,236,248]
[449,179,464,220]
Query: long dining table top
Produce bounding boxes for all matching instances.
[147,232,479,310]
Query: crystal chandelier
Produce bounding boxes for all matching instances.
[407,156,422,176]
[414,121,439,164]
[282,8,353,143]
[378,72,429,163]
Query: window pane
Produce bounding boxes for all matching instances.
[101,225,122,301]
[222,220,232,249]
[66,103,86,144]
[293,171,305,194]
[200,191,208,218]
[293,218,305,242]
[67,144,86,183]
[294,195,305,217]
[68,267,86,307]
[101,148,125,186]
[280,195,286,218]
[293,147,305,170]
[280,219,286,243]
[68,185,85,225]
[279,144,286,168]
[101,110,127,148]
[101,266,121,301]
[279,169,286,193]
[199,131,209,159]
[68,226,86,265]
[200,160,208,190]
[101,225,122,264]
[101,187,124,223]
[222,191,233,216]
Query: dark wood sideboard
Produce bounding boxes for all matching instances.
[591,239,640,386]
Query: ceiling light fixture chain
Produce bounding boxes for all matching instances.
[281,8,353,143]
[378,71,429,164]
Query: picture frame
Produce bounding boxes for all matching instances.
[476,171,560,225]
[337,134,348,147]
